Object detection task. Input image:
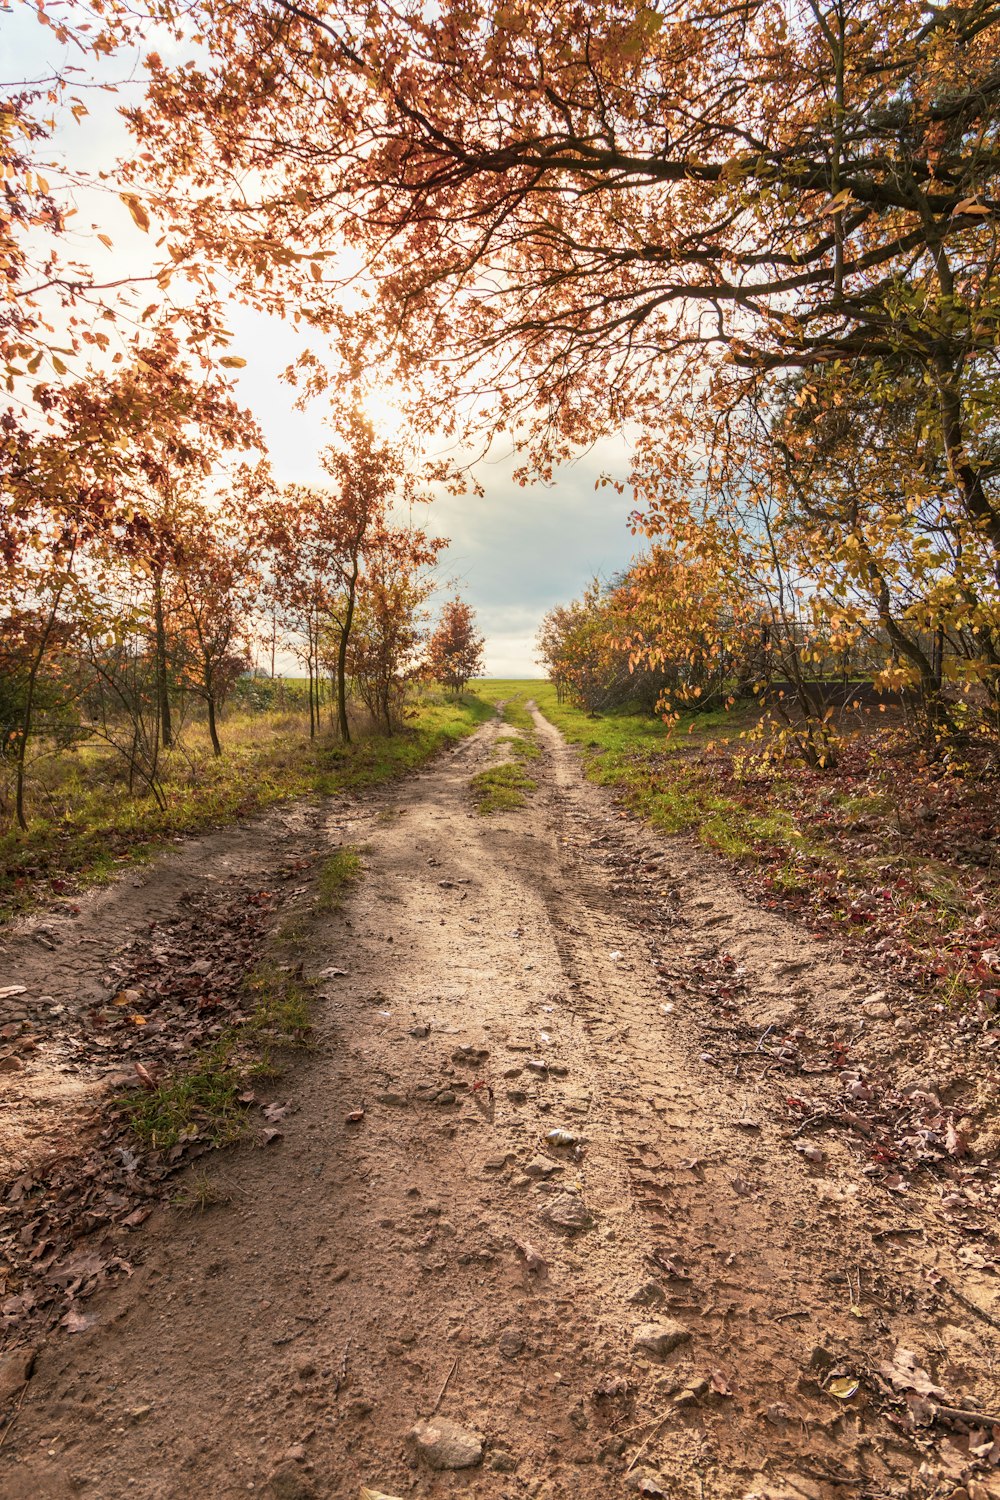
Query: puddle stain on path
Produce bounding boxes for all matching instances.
[1,708,997,1499]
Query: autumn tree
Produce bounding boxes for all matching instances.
[347,529,443,733]
[427,597,485,694]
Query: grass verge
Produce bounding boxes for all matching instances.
[527,678,1000,1002]
[1,688,494,924]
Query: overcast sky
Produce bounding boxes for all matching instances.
[8,3,643,677]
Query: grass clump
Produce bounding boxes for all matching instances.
[128,1038,246,1152]
[494,733,540,763]
[316,845,362,910]
[471,760,537,814]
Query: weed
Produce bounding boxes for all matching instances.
[128,1038,246,1151]
[316,846,362,910]
[247,964,314,1044]
[171,1169,232,1213]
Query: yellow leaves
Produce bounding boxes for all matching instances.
[51,355,68,375]
[120,192,150,231]
[219,355,247,369]
[98,232,114,249]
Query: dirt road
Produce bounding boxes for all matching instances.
[2,706,997,1499]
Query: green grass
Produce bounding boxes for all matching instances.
[0,688,494,924]
[495,733,540,762]
[128,1037,247,1152]
[315,846,362,909]
[471,761,537,814]
[528,680,816,860]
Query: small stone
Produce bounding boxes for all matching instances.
[434,1090,457,1106]
[542,1193,593,1233]
[409,1024,430,1038]
[409,1416,483,1470]
[628,1281,666,1306]
[862,999,893,1021]
[376,1091,408,1107]
[524,1155,561,1178]
[0,1055,24,1074]
[0,1348,36,1402]
[625,1469,667,1496]
[632,1320,690,1360]
[498,1328,524,1358]
[489,1451,518,1473]
[506,1088,528,1104]
[526,1059,548,1074]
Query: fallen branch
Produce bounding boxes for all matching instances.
[934,1403,1000,1428]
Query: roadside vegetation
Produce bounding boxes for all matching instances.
[529,677,1000,1009]
[0,686,493,924]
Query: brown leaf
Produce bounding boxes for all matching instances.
[513,1237,546,1273]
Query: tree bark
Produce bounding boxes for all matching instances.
[337,562,359,744]
[154,576,173,750]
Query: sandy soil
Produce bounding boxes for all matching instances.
[1,706,998,1500]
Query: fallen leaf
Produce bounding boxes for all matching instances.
[60,1309,92,1334]
[360,1489,404,1500]
[513,1237,547,1273]
[345,1108,365,1124]
[876,1348,945,1399]
[828,1375,860,1399]
[709,1369,732,1396]
[260,1128,283,1145]
[262,1103,289,1122]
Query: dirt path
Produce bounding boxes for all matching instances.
[2,707,998,1500]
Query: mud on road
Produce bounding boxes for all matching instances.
[1,705,998,1499]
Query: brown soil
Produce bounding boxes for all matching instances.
[1,706,998,1500]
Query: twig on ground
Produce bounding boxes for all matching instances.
[625,1411,672,1473]
[429,1355,459,1417]
[936,1274,1000,1333]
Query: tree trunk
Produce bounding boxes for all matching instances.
[207,692,222,756]
[154,578,173,750]
[337,564,359,744]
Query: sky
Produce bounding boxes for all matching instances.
[6,2,643,677]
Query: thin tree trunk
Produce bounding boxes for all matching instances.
[337,564,359,744]
[153,578,173,750]
[14,551,74,832]
[207,690,222,756]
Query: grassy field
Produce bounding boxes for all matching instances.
[480,678,1000,1005]
[0,688,495,923]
